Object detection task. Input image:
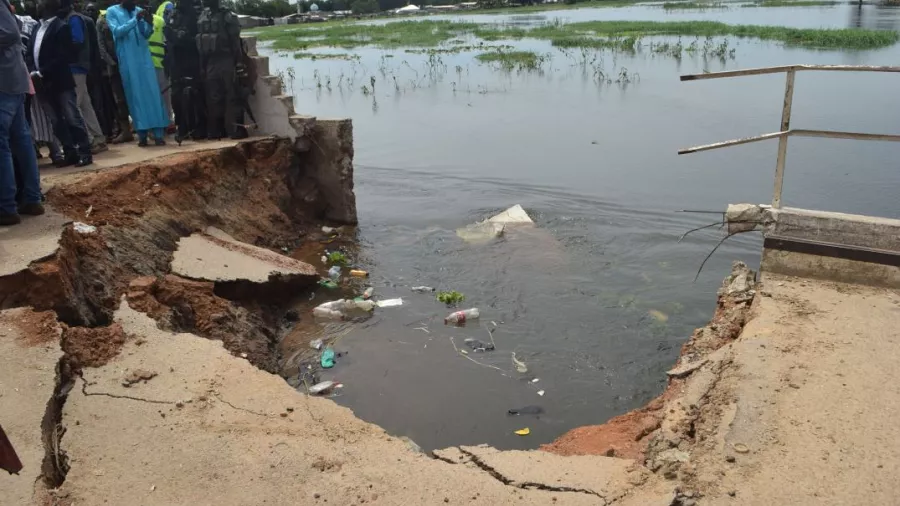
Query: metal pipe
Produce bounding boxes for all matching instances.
[772,70,795,209]
[791,129,900,142]
[680,64,900,81]
[677,131,787,155]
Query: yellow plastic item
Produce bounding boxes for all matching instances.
[514,428,530,436]
[349,269,369,278]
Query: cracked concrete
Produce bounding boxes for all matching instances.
[46,301,669,505]
[171,227,316,284]
[0,308,62,504]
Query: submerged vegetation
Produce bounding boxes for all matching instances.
[257,18,899,52]
[662,2,727,10]
[292,52,361,60]
[743,0,841,6]
[475,50,550,71]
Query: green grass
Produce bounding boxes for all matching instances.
[256,18,899,52]
[477,0,641,14]
[550,35,639,50]
[662,2,727,9]
[256,20,480,50]
[743,0,840,6]
[476,50,551,71]
[482,20,900,49]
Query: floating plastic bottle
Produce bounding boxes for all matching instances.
[362,287,374,299]
[327,265,341,280]
[411,286,435,293]
[349,269,368,278]
[313,299,375,319]
[444,308,480,325]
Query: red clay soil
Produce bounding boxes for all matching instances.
[542,266,755,458]
[62,323,127,368]
[6,309,60,347]
[126,275,281,371]
[46,140,319,249]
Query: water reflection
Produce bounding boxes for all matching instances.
[848,2,900,31]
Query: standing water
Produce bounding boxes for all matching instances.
[266,3,900,451]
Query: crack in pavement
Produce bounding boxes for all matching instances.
[213,392,271,417]
[81,384,174,405]
[456,447,609,501]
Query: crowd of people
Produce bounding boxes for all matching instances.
[0,0,251,226]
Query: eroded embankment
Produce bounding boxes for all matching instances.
[0,139,346,493]
[543,262,756,464]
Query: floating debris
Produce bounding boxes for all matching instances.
[308,381,336,395]
[376,298,403,308]
[514,428,531,436]
[512,352,528,374]
[648,309,669,323]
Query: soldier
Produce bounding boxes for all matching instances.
[165,0,205,142]
[196,0,247,140]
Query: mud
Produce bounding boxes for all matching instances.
[542,262,757,461]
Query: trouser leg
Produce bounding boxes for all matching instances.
[52,88,92,159]
[156,67,173,122]
[110,70,132,141]
[205,76,226,139]
[0,92,22,215]
[73,74,104,144]
[0,92,40,214]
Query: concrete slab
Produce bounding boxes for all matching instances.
[57,302,607,505]
[39,138,260,190]
[0,210,67,277]
[0,308,61,503]
[171,227,316,283]
[458,445,646,500]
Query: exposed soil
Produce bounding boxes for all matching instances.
[126,274,285,371]
[10,309,61,347]
[61,324,127,368]
[0,139,337,373]
[542,262,757,461]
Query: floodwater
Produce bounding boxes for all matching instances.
[270,3,900,451]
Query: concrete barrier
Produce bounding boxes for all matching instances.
[242,36,357,224]
[725,204,900,287]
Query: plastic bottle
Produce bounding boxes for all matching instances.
[349,269,369,278]
[411,286,435,293]
[362,287,374,299]
[444,308,480,325]
[313,305,342,320]
[327,265,341,280]
[351,300,376,311]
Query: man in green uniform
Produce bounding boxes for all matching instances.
[196,0,246,140]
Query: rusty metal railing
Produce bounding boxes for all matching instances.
[678,65,900,208]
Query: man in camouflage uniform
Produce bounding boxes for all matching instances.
[196,0,246,140]
[165,0,205,142]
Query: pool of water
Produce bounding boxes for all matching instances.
[271,3,900,451]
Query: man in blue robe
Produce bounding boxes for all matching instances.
[105,0,168,146]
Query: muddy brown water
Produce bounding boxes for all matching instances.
[269,3,900,451]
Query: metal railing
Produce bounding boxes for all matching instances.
[678,65,900,208]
